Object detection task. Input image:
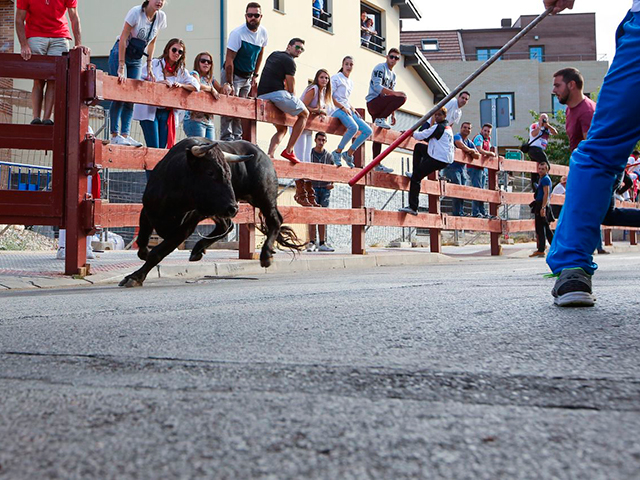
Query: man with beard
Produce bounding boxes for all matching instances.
[220,2,268,141]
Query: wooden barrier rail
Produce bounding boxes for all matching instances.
[92,68,640,257]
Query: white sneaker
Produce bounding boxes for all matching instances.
[56,247,65,259]
[122,136,143,147]
[307,242,317,252]
[374,118,392,129]
[110,135,127,145]
[374,164,394,174]
[317,243,335,252]
[86,249,96,260]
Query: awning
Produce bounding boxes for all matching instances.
[400,45,449,102]
[391,0,421,21]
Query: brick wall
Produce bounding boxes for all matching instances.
[0,0,14,163]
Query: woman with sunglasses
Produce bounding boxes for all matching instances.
[330,56,372,168]
[108,0,167,147]
[133,38,199,156]
[183,52,224,141]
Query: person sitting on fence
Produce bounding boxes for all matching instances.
[108,0,167,147]
[220,2,268,141]
[528,113,558,188]
[530,160,554,258]
[133,38,199,157]
[366,48,407,174]
[16,0,89,126]
[307,132,336,253]
[257,38,309,164]
[469,123,497,218]
[183,51,224,141]
[292,68,334,207]
[443,121,479,217]
[330,56,373,168]
[398,107,454,216]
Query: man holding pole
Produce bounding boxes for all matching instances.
[545,0,640,306]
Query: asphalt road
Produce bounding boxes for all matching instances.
[1,254,639,479]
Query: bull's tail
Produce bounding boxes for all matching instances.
[257,210,305,253]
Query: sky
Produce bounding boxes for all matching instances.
[403,0,633,63]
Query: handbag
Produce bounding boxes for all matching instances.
[520,130,545,154]
[125,13,156,60]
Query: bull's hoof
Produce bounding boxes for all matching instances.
[260,254,272,268]
[138,247,149,261]
[118,276,143,288]
[189,250,204,262]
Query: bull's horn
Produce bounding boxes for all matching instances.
[222,152,254,164]
[190,143,218,158]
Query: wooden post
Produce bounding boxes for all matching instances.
[239,106,258,260]
[352,108,366,255]
[630,230,637,246]
[427,172,441,253]
[64,49,91,275]
[488,166,502,256]
[603,228,613,246]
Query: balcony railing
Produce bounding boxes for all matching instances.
[361,29,386,54]
[312,6,332,31]
[461,52,603,62]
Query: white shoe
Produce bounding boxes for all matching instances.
[110,135,127,145]
[56,247,65,260]
[86,249,96,260]
[398,206,418,216]
[374,164,394,174]
[374,118,392,129]
[317,243,335,252]
[307,242,317,252]
[122,136,143,147]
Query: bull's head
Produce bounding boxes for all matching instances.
[186,142,253,218]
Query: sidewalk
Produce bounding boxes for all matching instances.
[1,242,638,290]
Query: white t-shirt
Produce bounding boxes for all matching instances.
[551,183,566,196]
[413,123,455,164]
[226,24,268,75]
[529,123,549,149]
[430,97,462,127]
[331,72,353,111]
[632,0,640,13]
[119,6,167,46]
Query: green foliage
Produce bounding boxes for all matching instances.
[516,110,571,166]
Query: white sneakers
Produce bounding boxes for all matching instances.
[110,135,143,147]
[56,247,96,260]
[307,242,335,252]
[374,118,392,129]
[374,164,394,174]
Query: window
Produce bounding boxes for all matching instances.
[360,3,385,54]
[529,46,544,62]
[476,48,500,61]
[273,0,283,12]
[421,39,439,52]
[486,92,515,120]
[312,0,332,31]
[552,94,567,116]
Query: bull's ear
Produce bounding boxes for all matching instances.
[189,143,218,158]
[223,152,254,164]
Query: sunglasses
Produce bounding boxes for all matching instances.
[171,47,184,55]
[294,45,305,52]
[199,58,212,64]
[389,55,400,60]
[246,13,261,18]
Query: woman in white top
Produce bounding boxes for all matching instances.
[108,0,167,147]
[330,56,373,168]
[134,38,199,155]
[183,51,224,141]
[292,68,333,206]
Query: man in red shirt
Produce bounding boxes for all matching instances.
[553,67,596,152]
[15,0,88,125]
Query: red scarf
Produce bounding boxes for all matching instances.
[164,61,178,148]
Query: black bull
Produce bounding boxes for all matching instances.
[119,138,303,287]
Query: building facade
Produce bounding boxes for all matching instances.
[401,13,609,151]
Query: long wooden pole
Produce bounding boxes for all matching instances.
[348,7,554,187]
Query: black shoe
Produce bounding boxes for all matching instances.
[43,119,54,125]
[30,118,42,125]
[551,268,595,307]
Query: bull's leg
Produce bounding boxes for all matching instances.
[119,218,199,288]
[189,218,234,262]
[136,208,153,261]
[258,207,282,268]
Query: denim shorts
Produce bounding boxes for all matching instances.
[314,186,331,208]
[258,90,305,116]
[28,37,69,56]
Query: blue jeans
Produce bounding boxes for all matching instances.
[313,186,331,208]
[140,109,170,148]
[108,41,142,136]
[443,164,466,216]
[332,109,373,152]
[467,167,487,216]
[183,118,216,140]
[548,10,640,275]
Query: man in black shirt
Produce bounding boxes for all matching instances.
[257,38,309,163]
